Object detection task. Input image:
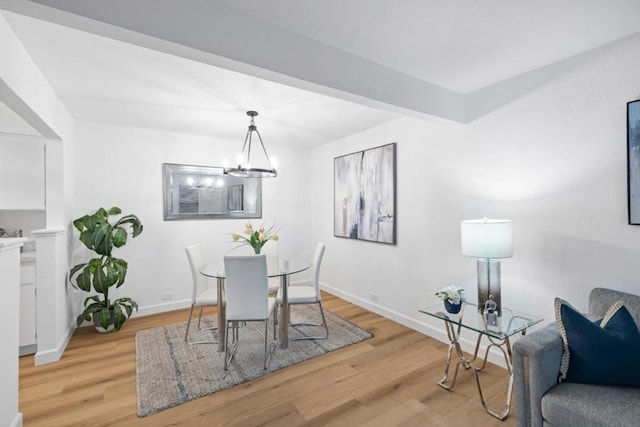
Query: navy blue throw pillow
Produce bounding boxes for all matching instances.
[555,298,640,387]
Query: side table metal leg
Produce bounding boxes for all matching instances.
[436,321,515,421]
[468,336,514,420]
[437,321,474,390]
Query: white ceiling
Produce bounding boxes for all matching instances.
[229,0,640,93]
[1,1,640,145]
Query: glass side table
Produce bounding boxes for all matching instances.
[419,302,543,420]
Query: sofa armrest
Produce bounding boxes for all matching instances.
[512,323,563,427]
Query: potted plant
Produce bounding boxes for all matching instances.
[435,285,466,314]
[231,221,279,254]
[69,207,143,332]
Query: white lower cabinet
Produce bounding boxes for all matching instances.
[20,260,36,355]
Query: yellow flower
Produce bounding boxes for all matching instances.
[230,221,279,252]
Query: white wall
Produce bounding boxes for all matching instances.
[1,11,77,366]
[0,240,24,427]
[311,36,640,352]
[71,121,312,316]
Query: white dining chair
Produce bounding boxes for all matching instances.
[223,254,277,370]
[184,243,218,345]
[277,242,328,340]
[261,239,280,294]
[227,241,280,293]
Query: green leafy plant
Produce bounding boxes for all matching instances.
[70,207,143,331]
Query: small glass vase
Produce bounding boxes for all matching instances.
[253,246,261,254]
[444,300,462,314]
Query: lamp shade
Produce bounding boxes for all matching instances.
[461,218,513,259]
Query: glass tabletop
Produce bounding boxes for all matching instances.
[419,302,543,339]
[200,257,310,278]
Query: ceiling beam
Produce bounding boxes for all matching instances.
[0,0,465,123]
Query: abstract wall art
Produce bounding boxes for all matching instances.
[628,100,640,224]
[334,143,396,244]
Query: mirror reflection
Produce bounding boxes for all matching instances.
[163,163,262,220]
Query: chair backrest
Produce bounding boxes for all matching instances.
[310,242,326,295]
[185,243,208,303]
[224,254,270,321]
[262,239,279,276]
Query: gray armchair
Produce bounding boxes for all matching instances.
[512,287,640,427]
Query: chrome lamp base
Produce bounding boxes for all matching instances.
[477,258,502,316]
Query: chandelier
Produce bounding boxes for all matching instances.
[225,110,277,178]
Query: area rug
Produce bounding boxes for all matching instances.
[135,305,373,417]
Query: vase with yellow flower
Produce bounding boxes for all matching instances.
[231,221,279,254]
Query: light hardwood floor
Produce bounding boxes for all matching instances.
[19,292,517,426]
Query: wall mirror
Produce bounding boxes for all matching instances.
[163,163,262,220]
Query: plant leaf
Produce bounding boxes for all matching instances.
[78,229,94,250]
[116,214,144,238]
[104,260,119,288]
[96,307,111,329]
[112,304,126,330]
[77,267,92,292]
[112,257,128,287]
[73,216,87,232]
[112,227,127,248]
[93,267,109,294]
[93,223,113,256]
[76,299,106,326]
[69,263,87,280]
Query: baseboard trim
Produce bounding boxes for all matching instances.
[19,344,36,357]
[9,412,23,427]
[34,319,74,366]
[134,299,191,317]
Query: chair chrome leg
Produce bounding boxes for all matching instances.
[264,320,268,369]
[273,309,278,340]
[184,304,195,343]
[319,301,329,338]
[224,321,238,370]
[197,306,204,329]
[289,301,329,341]
[185,304,218,345]
[263,319,277,370]
[197,306,217,332]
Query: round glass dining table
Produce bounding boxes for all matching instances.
[200,257,310,351]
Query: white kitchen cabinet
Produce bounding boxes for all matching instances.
[19,257,37,355]
[0,136,45,210]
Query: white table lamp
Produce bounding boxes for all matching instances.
[461,218,512,316]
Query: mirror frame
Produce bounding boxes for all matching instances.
[162,163,262,220]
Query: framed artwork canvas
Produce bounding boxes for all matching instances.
[628,100,640,224]
[334,143,396,244]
